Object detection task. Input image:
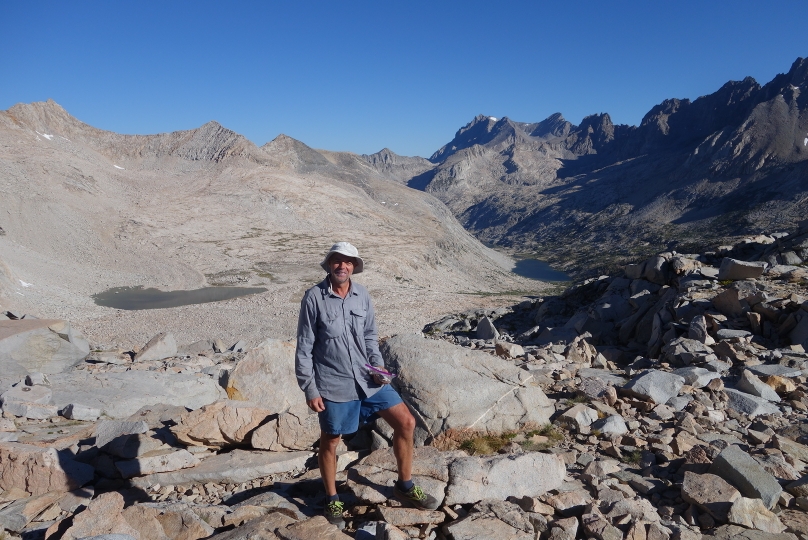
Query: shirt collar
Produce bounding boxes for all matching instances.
[326,276,355,297]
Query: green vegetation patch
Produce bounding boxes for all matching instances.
[252,262,277,281]
[205,269,253,286]
[447,424,565,456]
[566,394,590,405]
[621,448,643,465]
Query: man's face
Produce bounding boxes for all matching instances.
[328,253,355,286]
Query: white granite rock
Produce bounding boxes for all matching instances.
[50,370,225,418]
[736,370,781,402]
[225,339,300,413]
[445,452,565,505]
[115,449,200,479]
[381,334,554,446]
[62,403,101,421]
[623,370,685,404]
[0,319,89,377]
[592,415,628,437]
[717,258,766,280]
[133,332,177,362]
[0,442,94,496]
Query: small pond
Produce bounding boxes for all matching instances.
[512,259,571,282]
[92,286,268,310]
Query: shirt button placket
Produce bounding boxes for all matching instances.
[342,298,353,364]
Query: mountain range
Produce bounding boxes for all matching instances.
[0,100,531,346]
[1,57,806,345]
[360,56,808,276]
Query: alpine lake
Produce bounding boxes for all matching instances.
[92,286,268,310]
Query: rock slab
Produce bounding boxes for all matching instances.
[709,444,782,509]
[623,370,685,404]
[130,449,312,488]
[381,334,554,446]
[445,452,565,505]
[0,319,89,377]
[0,442,94,496]
[225,339,299,413]
[50,370,225,418]
[133,332,177,362]
[717,258,766,280]
[171,399,273,448]
[681,471,740,521]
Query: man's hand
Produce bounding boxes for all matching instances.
[372,372,391,385]
[307,397,325,412]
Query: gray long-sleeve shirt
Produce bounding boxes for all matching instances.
[295,277,384,402]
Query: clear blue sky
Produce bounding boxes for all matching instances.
[2,1,806,158]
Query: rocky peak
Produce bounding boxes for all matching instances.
[6,98,71,125]
[1,100,267,165]
[108,120,263,164]
[760,56,808,102]
[628,76,762,154]
[359,148,435,185]
[361,147,431,169]
[640,98,687,134]
[528,112,572,138]
[566,113,615,154]
[196,120,225,133]
[260,133,336,172]
[365,147,397,164]
[431,111,619,168]
[458,114,499,135]
[430,114,501,162]
[787,56,808,86]
[2,99,95,139]
[260,133,306,152]
[174,121,258,163]
[715,77,762,104]
[408,56,808,276]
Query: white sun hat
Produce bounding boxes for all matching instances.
[320,242,364,274]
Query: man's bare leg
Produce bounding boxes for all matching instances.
[378,402,416,482]
[318,431,342,496]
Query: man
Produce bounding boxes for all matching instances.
[295,242,438,527]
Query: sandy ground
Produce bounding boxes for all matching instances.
[1,238,540,349]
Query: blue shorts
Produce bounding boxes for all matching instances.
[319,384,403,435]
